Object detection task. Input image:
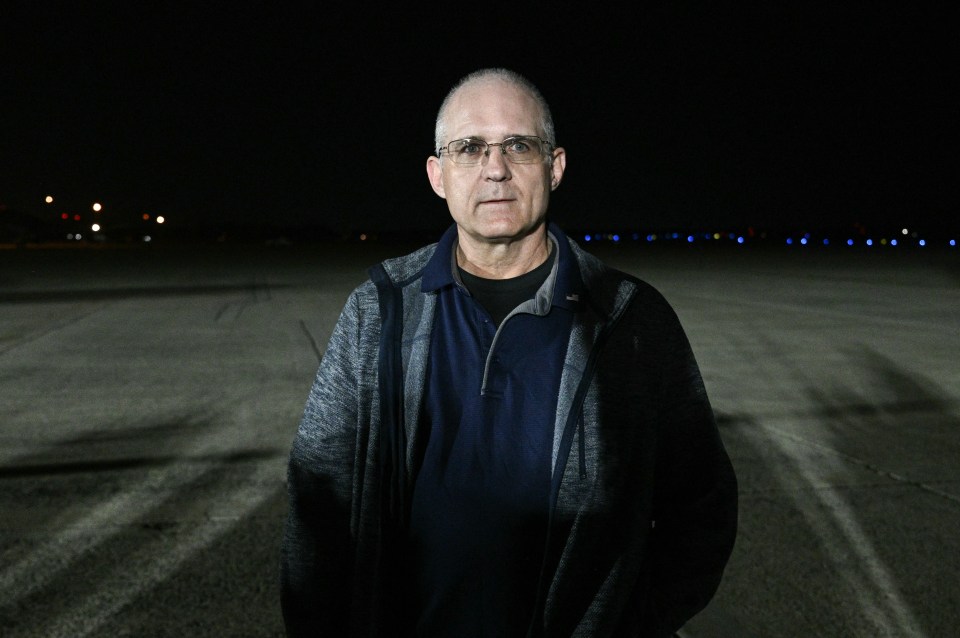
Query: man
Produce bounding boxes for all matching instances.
[281,68,738,637]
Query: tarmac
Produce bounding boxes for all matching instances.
[1,239,958,636]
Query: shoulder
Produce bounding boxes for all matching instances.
[374,242,439,287]
[566,236,675,319]
[340,242,440,315]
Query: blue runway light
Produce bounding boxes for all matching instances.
[584,235,591,242]
[919,239,926,247]
[786,238,793,245]
[800,238,808,245]
[687,235,694,243]
[866,239,873,246]
[823,238,830,245]
[951,240,957,247]
[891,239,898,246]
[612,234,620,242]
[737,237,744,244]
[847,239,854,246]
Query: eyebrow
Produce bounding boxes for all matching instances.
[452,134,537,141]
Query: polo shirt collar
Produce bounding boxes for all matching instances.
[420,222,584,313]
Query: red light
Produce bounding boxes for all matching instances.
[61,213,69,220]
[73,214,81,221]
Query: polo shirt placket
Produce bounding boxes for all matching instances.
[406,224,583,637]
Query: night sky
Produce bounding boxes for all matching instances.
[2,4,954,237]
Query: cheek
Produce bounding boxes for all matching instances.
[529,180,551,207]
[445,177,475,204]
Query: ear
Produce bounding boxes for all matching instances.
[426,155,447,199]
[549,146,566,191]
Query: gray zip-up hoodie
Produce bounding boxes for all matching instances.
[281,228,738,637]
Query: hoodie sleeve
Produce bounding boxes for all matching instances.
[641,298,739,637]
[280,291,364,637]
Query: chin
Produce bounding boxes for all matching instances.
[476,220,542,242]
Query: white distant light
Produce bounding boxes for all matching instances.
[91,223,101,232]
[92,202,102,212]
[143,235,152,242]
[156,216,165,224]
[902,228,908,235]
[45,195,54,204]
[67,233,74,240]
[75,233,83,240]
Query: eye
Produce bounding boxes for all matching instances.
[454,139,485,156]
[506,138,534,154]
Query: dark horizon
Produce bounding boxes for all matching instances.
[2,5,954,239]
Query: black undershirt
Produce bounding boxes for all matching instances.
[457,252,554,325]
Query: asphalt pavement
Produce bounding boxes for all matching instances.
[1,240,958,637]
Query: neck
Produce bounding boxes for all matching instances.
[456,225,551,279]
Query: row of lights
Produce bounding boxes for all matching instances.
[583,228,956,248]
[45,195,165,240]
[784,228,956,248]
[585,232,751,245]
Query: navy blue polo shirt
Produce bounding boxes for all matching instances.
[405,224,581,637]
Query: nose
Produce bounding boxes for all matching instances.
[481,145,511,181]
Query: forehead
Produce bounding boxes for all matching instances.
[444,79,543,139]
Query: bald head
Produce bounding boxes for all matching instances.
[434,68,556,153]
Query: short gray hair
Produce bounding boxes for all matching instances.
[433,68,556,154]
